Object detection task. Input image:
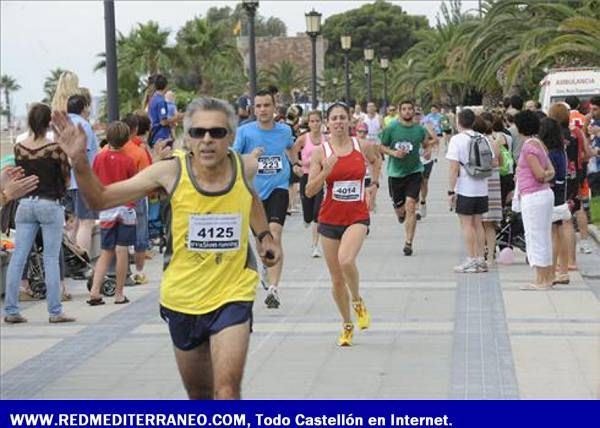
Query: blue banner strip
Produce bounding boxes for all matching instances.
[0,400,598,428]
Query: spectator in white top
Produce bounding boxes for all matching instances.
[446,108,490,273]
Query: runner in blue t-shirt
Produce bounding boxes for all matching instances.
[148,75,180,147]
[233,89,299,309]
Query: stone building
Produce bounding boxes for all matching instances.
[237,33,328,80]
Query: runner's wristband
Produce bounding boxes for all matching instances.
[257,230,273,243]
[448,190,455,196]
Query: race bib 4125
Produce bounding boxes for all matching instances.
[188,213,242,252]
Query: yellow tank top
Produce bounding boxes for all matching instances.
[160,150,258,314]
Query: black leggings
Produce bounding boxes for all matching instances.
[299,174,323,224]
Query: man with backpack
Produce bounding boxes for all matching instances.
[446,108,494,273]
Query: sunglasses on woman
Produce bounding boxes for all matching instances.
[188,127,229,139]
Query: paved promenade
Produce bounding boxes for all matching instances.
[1,158,599,399]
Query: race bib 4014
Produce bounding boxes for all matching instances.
[332,180,362,202]
[188,213,242,252]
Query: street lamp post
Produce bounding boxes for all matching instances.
[380,56,390,110]
[242,0,259,104]
[305,9,322,110]
[340,34,352,103]
[104,0,119,121]
[364,45,374,103]
[332,77,338,101]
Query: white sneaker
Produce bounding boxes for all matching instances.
[579,240,593,254]
[311,246,322,258]
[420,203,427,219]
[476,258,488,272]
[453,259,479,273]
[265,285,280,309]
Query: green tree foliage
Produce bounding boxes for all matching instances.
[321,0,429,69]
[0,74,21,127]
[206,5,287,37]
[387,0,600,108]
[42,68,66,104]
[258,60,308,104]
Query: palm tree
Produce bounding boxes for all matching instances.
[173,16,240,93]
[259,61,308,105]
[42,68,66,103]
[0,74,21,129]
[389,0,478,107]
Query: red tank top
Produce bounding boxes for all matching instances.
[319,138,370,226]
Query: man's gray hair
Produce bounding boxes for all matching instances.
[183,97,238,136]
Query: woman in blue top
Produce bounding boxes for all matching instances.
[539,117,569,285]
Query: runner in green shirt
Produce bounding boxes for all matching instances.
[380,100,433,256]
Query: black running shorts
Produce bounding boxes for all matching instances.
[318,220,370,241]
[160,302,253,351]
[388,173,422,209]
[455,194,488,215]
[262,188,289,226]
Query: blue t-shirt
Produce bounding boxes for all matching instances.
[233,121,293,200]
[166,101,177,119]
[422,112,442,135]
[148,92,171,146]
[68,113,98,190]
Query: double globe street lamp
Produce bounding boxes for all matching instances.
[241,0,259,104]
[364,45,375,104]
[380,56,390,110]
[340,34,352,103]
[305,9,322,109]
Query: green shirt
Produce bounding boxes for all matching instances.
[380,120,426,178]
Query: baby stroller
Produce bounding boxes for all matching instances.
[496,208,526,254]
[26,233,96,299]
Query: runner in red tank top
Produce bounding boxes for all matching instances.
[305,102,381,347]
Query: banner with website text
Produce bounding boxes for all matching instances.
[0,400,597,428]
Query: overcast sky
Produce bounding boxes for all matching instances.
[1,0,479,117]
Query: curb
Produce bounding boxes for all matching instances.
[589,224,600,245]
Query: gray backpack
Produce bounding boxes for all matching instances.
[461,132,493,178]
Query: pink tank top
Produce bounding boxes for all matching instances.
[301,133,324,174]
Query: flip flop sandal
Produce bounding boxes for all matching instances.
[19,290,41,301]
[114,296,130,304]
[86,297,105,306]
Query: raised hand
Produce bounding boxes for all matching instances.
[323,155,338,176]
[51,111,87,161]
[250,146,264,159]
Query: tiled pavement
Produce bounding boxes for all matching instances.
[1,158,599,399]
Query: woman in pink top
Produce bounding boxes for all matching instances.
[515,111,555,289]
[293,110,325,258]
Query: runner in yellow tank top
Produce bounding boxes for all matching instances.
[52,97,281,400]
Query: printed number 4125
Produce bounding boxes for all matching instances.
[198,227,234,239]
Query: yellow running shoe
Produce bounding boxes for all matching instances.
[352,299,371,330]
[132,273,149,285]
[337,323,354,347]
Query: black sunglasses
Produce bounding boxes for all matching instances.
[188,127,229,139]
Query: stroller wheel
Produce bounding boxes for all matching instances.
[102,278,116,297]
[30,280,47,299]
